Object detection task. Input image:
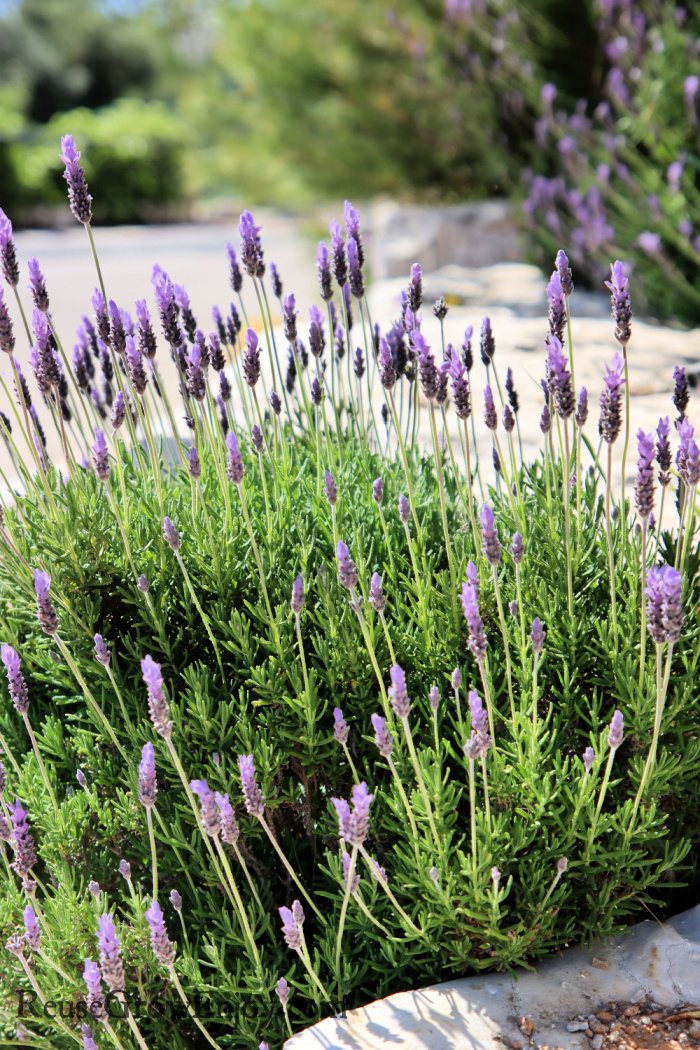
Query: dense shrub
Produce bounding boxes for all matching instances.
[522,0,700,325]
[0,146,698,1048]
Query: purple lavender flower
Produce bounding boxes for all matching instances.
[599,354,626,444]
[0,287,14,355]
[162,516,180,552]
[604,261,632,347]
[653,417,671,488]
[634,429,655,520]
[483,385,497,431]
[334,707,349,745]
[461,582,488,662]
[468,688,488,741]
[583,746,595,771]
[137,575,149,594]
[644,568,664,642]
[135,299,157,360]
[371,713,393,758]
[242,328,261,388]
[344,200,363,263]
[291,574,304,615]
[388,664,410,719]
[125,336,148,396]
[191,778,221,837]
[466,559,479,598]
[188,445,202,481]
[0,208,19,287]
[331,782,374,846]
[461,325,474,371]
[145,900,176,965]
[315,243,333,302]
[110,390,125,430]
[7,798,37,877]
[83,958,105,1020]
[448,357,471,420]
[226,243,243,294]
[81,1025,97,1050]
[352,346,364,379]
[575,387,588,428]
[480,316,496,368]
[492,446,501,474]
[239,211,264,279]
[238,754,265,817]
[6,935,25,958]
[27,258,49,313]
[170,889,183,911]
[547,271,567,342]
[547,335,575,419]
[452,668,461,692]
[214,790,240,846]
[269,390,282,417]
[429,686,440,712]
[330,219,347,288]
[540,402,551,435]
[510,532,524,566]
[405,263,422,314]
[226,431,245,485]
[276,977,290,1005]
[378,337,397,390]
[34,570,57,635]
[1,645,28,714]
[372,477,383,505]
[93,635,110,668]
[91,428,110,482]
[661,566,683,643]
[608,710,624,750]
[141,655,172,738]
[60,136,92,224]
[89,880,100,897]
[108,299,126,355]
[672,365,689,420]
[480,504,501,566]
[369,572,385,614]
[347,237,364,298]
[412,332,438,400]
[342,850,361,893]
[138,742,157,809]
[279,906,302,950]
[119,860,131,880]
[251,424,263,455]
[531,617,545,654]
[556,250,574,297]
[97,913,124,993]
[324,471,338,507]
[77,770,87,787]
[23,905,40,952]
[503,404,515,433]
[509,600,518,618]
[336,540,358,590]
[398,495,410,523]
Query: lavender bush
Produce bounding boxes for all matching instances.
[0,138,698,1049]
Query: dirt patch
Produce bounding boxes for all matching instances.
[513,1002,700,1050]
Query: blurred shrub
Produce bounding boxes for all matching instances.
[521,1,700,325]
[1,98,187,225]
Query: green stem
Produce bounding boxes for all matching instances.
[174,551,225,681]
[335,843,358,985]
[54,635,127,759]
[21,714,58,815]
[146,806,158,901]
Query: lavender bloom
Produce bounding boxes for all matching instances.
[342,850,361,893]
[162,516,180,552]
[509,600,518,618]
[276,977,290,1005]
[369,572,385,614]
[466,559,480,598]
[333,707,349,745]
[661,566,684,643]
[655,417,671,486]
[330,782,374,846]
[184,343,205,403]
[238,754,265,817]
[208,331,225,372]
[141,655,172,738]
[170,889,183,911]
[6,935,25,958]
[547,335,575,419]
[605,261,632,347]
[372,477,383,505]
[388,664,410,719]
[83,959,105,1020]
[279,906,302,950]
[110,390,125,431]
[608,710,624,750]
[480,504,501,566]
[635,429,655,520]
[93,635,110,668]
[1,645,28,714]
[23,905,40,952]
[27,257,49,313]
[557,857,568,874]
[491,867,501,887]
[90,427,110,482]
[251,425,263,455]
[371,713,393,759]
[461,325,474,371]
[531,617,545,653]
[483,385,497,430]
[145,900,176,965]
[0,287,14,355]
[137,575,149,594]
[308,306,325,360]
[672,365,689,419]
[378,337,397,390]
[556,250,574,297]
[135,299,157,360]
[511,532,524,565]
[0,209,20,287]
[226,431,245,485]
[492,446,501,473]
[219,372,231,403]
[429,686,440,712]
[413,332,438,400]
[480,317,495,366]
[461,582,488,662]
[270,262,283,299]
[468,689,488,742]
[330,219,347,287]
[315,243,333,302]
[583,746,595,771]
[108,300,126,355]
[310,375,323,408]
[152,271,182,348]
[138,742,157,808]
[97,913,124,993]
[269,389,282,416]
[89,881,100,897]
[119,860,131,880]
[398,494,410,523]
[188,446,201,481]
[503,404,515,433]
[547,271,567,342]
[242,328,262,388]
[336,540,358,590]
[82,1025,98,1050]
[287,573,304,619]
[226,243,243,294]
[324,471,338,507]
[191,779,221,838]
[540,402,551,435]
[34,570,57,635]
[448,357,471,420]
[124,336,147,396]
[505,367,519,415]
[406,263,423,314]
[60,136,92,224]
[92,288,110,344]
[353,346,364,379]
[433,297,448,322]
[347,237,364,298]
[77,770,87,787]
[575,387,588,428]
[452,668,461,691]
[239,211,264,278]
[598,354,626,444]
[7,803,39,878]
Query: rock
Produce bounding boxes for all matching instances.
[592,957,610,970]
[591,1036,604,1049]
[590,1021,607,1034]
[689,1021,700,1040]
[520,1017,536,1036]
[567,1022,590,1032]
[597,1013,613,1023]
[624,1007,640,1017]
[509,1040,523,1049]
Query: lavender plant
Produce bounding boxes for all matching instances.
[0,141,698,1050]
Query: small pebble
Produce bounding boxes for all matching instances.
[567,1022,589,1033]
[520,1017,536,1036]
[597,1012,613,1023]
[624,1007,639,1017]
[591,1036,603,1050]
[592,957,609,970]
